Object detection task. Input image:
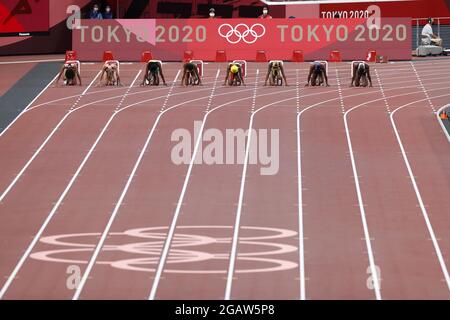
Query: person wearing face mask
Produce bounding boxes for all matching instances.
[208,8,216,19]
[89,4,103,20]
[258,7,272,19]
[103,5,113,19]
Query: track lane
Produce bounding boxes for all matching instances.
[0,65,142,298]
[344,69,450,299]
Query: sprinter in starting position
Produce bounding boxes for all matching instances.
[141,60,167,86]
[264,60,288,86]
[56,62,81,86]
[181,61,202,86]
[224,62,245,86]
[350,62,372,87]
[305,61,329,87]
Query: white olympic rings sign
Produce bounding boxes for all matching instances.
[218,23,266,44]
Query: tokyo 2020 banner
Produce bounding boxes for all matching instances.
[72,18,411,61]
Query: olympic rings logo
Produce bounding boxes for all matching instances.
[218,23,266,44]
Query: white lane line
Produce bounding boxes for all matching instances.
[391,97,450,291]
[0,70,140,299]
[206,69,221,112]
[335,69,345,114]
[3,78,447,299]
[0,71,101,204]
[0,73,59,137]
[0,74,227,204]
[295,69,305,301]
[375,69,391,113]
[340,87,450,300]
[224,69,260,300]
[0,72,235,140]
[72,70,180,300]
[2,68,443,139]
[87,84,450,300]
[410,62,436,112]
[148,70,221,300]
[343,105,382,301]
[435,105,450,143]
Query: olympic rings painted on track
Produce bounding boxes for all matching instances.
[218,23,266,44]
[30,225,298,274]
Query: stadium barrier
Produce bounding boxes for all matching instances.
[72,18,411,61]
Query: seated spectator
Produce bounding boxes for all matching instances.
[103,5,113,19]
[208,8,216,19]
[421,18,443,46]
[89,4,103,19]
[258,7,272,19]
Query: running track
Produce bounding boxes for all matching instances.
[0,60,449,299]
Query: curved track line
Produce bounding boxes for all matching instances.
[342,86,450,300]
[0,70,141,299]
[87,83,450,300]
[0,74,259,204]
[389,93,450,291]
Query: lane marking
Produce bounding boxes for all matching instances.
[3,72,450,299]
[343,108,382,300]
[0,70,101,204]
[73,70,180,300]
[391,96,450,291]
[225,69,260,300]
[0,69,124,299]
[410,62,436,112]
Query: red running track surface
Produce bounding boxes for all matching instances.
[0,60,449,300]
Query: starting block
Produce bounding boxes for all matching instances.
[314,60,328,74]
[216,50,227,62]
[292,50,304,62]
[184,50,194,62]
[141,51,153,62]
[105,60,120,74]
[366,50,377,62]
[256,50,267,62]
[351,61,365,77]
[232,60,247,77]
[65,50,77,61]
[329,50,342,62]
[65,60,81,74]
[102,51,114,62]
[189,60,204,77]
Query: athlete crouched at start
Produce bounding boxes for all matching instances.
[56,62,81,86]
[264,60,288,86]
[224,63,245,86]
[350,62,372,87]
[99,61,121,86]
[181,62,202,86]
[141,60,167,86]
[305,61,329,87]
